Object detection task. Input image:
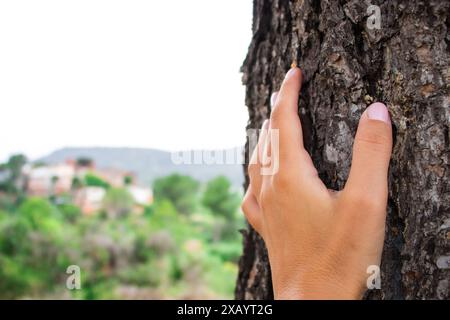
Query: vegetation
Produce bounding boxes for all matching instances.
[102,188,134,218]
[84,173,110,189]
[0,155,244,299]
[202,176,241,240]
[203,176,240,219]
[153,174,200,215]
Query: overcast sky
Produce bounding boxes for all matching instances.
[0,0,252,161]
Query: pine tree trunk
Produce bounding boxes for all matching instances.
[236,0,450,300]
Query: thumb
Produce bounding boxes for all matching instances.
[345,102,393,201]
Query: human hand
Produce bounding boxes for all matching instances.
[242,67,392,299]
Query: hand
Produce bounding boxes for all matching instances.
[241,67,392,299]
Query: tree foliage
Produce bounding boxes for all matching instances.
[202,176,240,219]
[153,174,200,215]
[0,164,243,299]
[0,154,27,194]
[102,188,134,218]
[84,173,110,189]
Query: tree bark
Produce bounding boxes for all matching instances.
[236,0,450,300]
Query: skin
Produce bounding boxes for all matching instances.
[241,67,393,300]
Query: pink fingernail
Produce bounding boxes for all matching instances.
[367,102,391,124]
[261,119,269,129]
[285,67,299,79]
[270,92,279,107]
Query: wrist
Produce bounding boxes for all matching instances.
[273,271,365,300]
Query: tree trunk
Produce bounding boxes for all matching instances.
[236,0,450,300]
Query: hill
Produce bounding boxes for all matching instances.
[38,147,245,187]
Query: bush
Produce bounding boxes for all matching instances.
[58,203,81,222]
[202,176,240,220]
[153,174,199,215]
[209,241,242,263]
[84,173,110,189]
[0,172,244,299]
[103,188,134,218]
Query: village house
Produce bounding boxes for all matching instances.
[25,163,75,196]
[127,185,153,214]
[74,186,106,215]
[24,159,152,215]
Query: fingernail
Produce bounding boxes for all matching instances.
[285,67,299,80]
[270,92,279,107]
[367,102,391,124]
[261,119,269,129]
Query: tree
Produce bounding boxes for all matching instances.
[236,1,449,300]
[123,175,133,186]
[76,157,93,168]
[84,173,110,189]
[202,176,240,219]
[153,174,200,215]
[18,197,61,232]
[103,188,134,218]
[71,176,83,191]
[0,197,63,298]
[50,175,59,199]
[7,154,27,180]
[0,154,27,194]
[203,176,241,241]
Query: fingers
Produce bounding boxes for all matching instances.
[345,102,393,207]
[259,120,271,165]
[248,119,269,194]
[241,187,263,235]
[270,68,304,161]
[270,91,279,110]
[269,68,319,179]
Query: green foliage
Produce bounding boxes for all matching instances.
[7,154,27,180]
[102,188,134,218]
[18,197,62,233]
[202,176,241,240]
[0,197,65,298]
[0,172,244,299]
[58,203,81,222]
[152,199,178,220]
[0,193,17,212]
[0,210,8,222]
[153,174,200,215]
[208,241,242,263]
[71,176,83,190]
[123,175,133,185]
[0,154,27,194]
[32,161,47,168]
[84,173,110,189]
[202,176,240,219]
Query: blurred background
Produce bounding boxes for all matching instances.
[0,0,252,299]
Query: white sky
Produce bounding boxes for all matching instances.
[0,0,252,161]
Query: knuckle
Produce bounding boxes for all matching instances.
[355,130,391,151]
[259,188,272,209]
[269,105,284,127]
[241,195,254,216]
[271,170,290,188]
[247,163,259,180]
[347,190,384,212]
[240,198,249,214]
[258,180,280,209]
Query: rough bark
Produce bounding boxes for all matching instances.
[236,0,450,300]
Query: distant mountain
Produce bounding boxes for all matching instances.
[38,147,245,187]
